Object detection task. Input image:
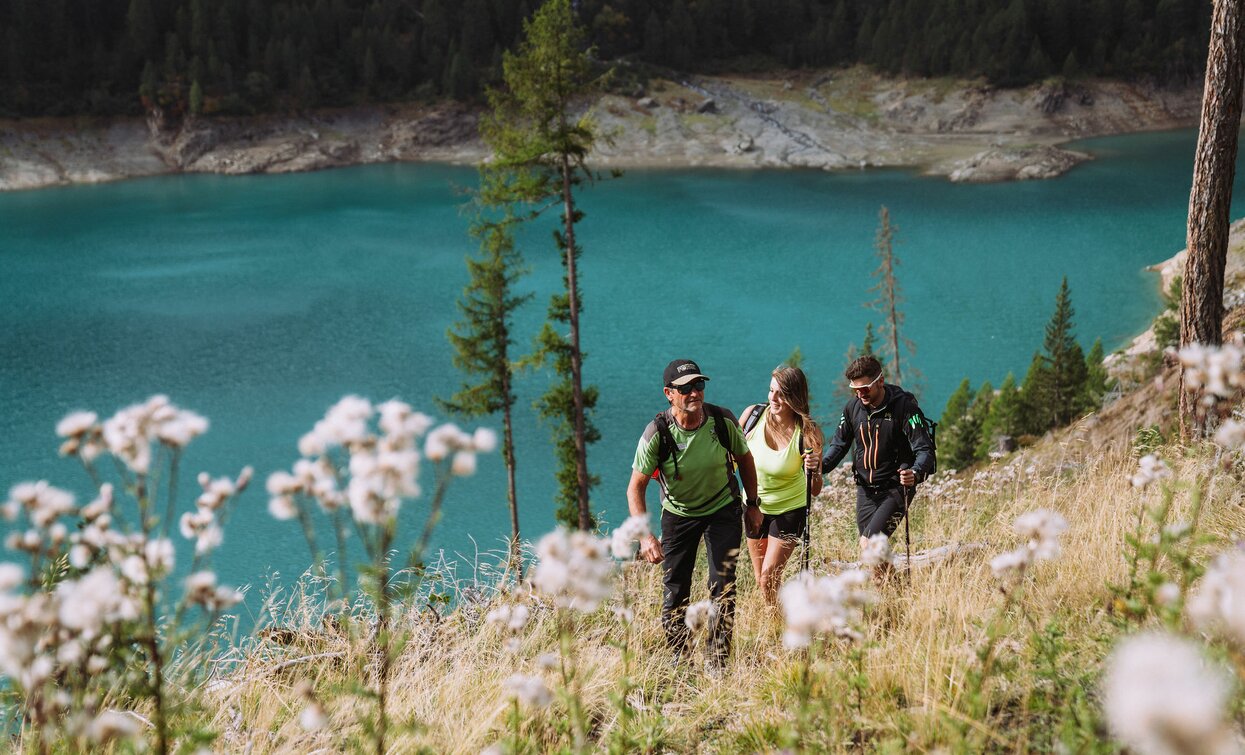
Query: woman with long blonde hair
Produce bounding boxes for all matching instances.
[738,365,823,605]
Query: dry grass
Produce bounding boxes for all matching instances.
[194,437,1245,752]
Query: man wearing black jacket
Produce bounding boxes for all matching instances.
[821,355,936,554]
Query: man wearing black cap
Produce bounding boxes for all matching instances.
[627,359,760,668]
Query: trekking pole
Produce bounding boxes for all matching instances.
[902,484,914,579]
[802,469,812,572]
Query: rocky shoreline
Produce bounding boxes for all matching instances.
[0,68,1205,192]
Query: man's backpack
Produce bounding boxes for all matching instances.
[652,403,741,503]
[894,392,937,468]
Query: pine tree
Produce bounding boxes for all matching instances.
[1042,277,1089,426]
[977,372,1021,458]
[939,378,975,471]
[1017,352,1051,434]
[440,208,530,577]
[1081,337,1114,412]
[482,0,606,530]
[966,381,994,463]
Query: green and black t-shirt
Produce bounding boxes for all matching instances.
[633,407,748,518]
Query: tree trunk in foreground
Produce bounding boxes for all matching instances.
[1182,0,1245,440]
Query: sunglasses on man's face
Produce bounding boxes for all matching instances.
[670,379,706,395]
[848,374,882,394]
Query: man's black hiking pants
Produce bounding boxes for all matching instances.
[660,500,742,665]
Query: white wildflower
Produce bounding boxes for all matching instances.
[1189,547,1245,645]
[300,702,327,731]
[610,515,651,560]
[56,411,98,438]
[86,710,140,743]
[485,604,531,632]
[0,563,24,591]
[1131,454,1171,489]
[684,600,718,632]
[156,409,209,448]
[861,534,892,568]
[80,484,113,521]
[532,528,614,612]
[451,451,477,477]
[1155,582,1181,607]
[536,652,560,671]
[1214,419,1245,450]
[1104,632,1237,755]
[989,547,1030,580]
[779,569,874,649]
[502,673,552,709]
[268,495,298,521]
[472,427,498,454]
[1013,509,1068,560]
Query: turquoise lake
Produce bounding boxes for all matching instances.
[0,129,1234,604]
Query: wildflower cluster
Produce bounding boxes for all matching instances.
[779,569,874,648]
[860,534,893,568]
[1188,546,1245,646]
[531,528,613,612]
[1178,338,1245,451]
[1104,633,1237,755]
[989,509,1069,582]
[268,396,496,528]
[1,397,247,750]
[1130,454,1172,489]
[609,515,651,560]
[486,602,532,653]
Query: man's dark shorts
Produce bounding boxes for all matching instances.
[856,485,907,537]
[745,506,808,542]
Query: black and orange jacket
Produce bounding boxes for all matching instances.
[821,385,936,488]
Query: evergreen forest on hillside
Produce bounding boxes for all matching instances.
[0,0,1211,119]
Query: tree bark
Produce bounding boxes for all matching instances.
[502,369,522,579]
[561,155,592,530]
[1182,0,1245,439]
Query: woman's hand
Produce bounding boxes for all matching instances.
[803,450,821,474]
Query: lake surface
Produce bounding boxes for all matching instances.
[0,129,1233,603]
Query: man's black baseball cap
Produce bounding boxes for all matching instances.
[663,359,711,387]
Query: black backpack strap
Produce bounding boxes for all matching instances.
[654,411,680,482]
[741,403,766,436]
[705,404,743,504]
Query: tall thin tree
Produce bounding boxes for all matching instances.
[480,0,606,529]
[1181,0,1245,439]
[869,206,916,383]
[440,208,530,577]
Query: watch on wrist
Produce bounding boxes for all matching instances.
[746,498,760,507]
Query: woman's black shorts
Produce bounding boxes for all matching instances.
[746,505,808,542]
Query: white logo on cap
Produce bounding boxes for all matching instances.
[679,364,695,373]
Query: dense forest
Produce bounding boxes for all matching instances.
[0,0,1211,118]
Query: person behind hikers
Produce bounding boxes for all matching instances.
[820,355,935,562]
[627,359,759,667]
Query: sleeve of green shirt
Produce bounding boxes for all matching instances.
[724,414,748,456]
[632,422,660,476]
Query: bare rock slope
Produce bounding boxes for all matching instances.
[0,69,1204,192]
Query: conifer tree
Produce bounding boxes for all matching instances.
[440,209,530,577]
[966,381,994,463]
[868,206,916,384]
[977,372,1022,458]
[1081,337,1114,412]
[481,0,605,530]
[1017,351,1051,434]
[940,378,975,471]
[1042,277,1089,426]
